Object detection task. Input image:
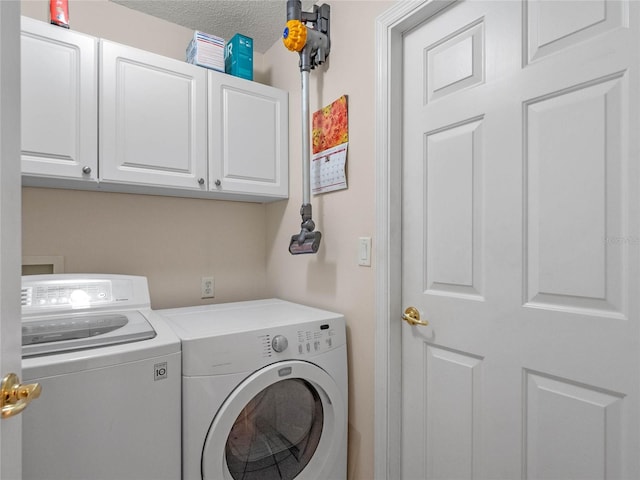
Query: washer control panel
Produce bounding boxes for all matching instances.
[22,313,128,345]
[21,275,149,314]
[22,281,113,308]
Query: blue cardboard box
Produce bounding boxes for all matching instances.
[225,34,253,81]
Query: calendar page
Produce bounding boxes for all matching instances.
[311,95,348,195]
[311,142,348,194]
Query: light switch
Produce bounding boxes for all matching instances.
[358,237,372,267]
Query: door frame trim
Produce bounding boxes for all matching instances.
[374,1,455,478]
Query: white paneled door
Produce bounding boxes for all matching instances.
[401,1,640,478]
[1,1,24,478]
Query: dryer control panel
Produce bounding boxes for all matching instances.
[160,299,346,376]
[295,323,337,356]
[257,320,344,360]
[183,317,346,376]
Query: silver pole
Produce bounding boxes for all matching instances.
[301,69,310,205]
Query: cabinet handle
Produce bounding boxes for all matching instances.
[82,166,92,175]
[198,178,205,185]
[215,179,221,187]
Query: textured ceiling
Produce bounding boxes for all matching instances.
[111,0,314,54]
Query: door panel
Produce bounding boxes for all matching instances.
[524,74,626,316]
[424,345,482,480]
[526,0,628,64]
[402,1,640,478]
[425,118,484,299]
[426,19,484,102]
[208,72,288,198]
[21,17,98,181]
[524,370,624,479]
[100,40,207,190]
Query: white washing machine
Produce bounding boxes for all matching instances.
[160,298,348,480]
[21,274,181,480]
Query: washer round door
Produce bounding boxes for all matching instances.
[201,360,346,480]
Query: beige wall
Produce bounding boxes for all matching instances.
[22,0,194,60]
[21,0,392,478]
[20,0,269,79]
[21,0,271,309]
[22,188,269,309]
[263,2,392,478]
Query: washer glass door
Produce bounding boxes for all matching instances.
[202,360,346,480]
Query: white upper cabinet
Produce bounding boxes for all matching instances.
[99,40,208,192]
[20,17,288,202]
[209,72,288,200]
[21,16,98,183]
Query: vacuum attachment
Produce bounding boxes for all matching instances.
[289,204,322,255]
[289,231,322,255]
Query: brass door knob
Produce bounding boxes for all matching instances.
[1,373,41,419]
[402,306,429,327]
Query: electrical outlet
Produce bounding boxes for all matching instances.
[201,276,215,298]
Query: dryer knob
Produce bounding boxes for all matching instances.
[272,335,289,353]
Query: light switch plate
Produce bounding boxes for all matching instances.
[358,237,372,267]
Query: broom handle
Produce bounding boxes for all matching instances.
[301,69,311,205]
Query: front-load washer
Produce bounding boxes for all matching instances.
[160,298,348,480]
[21,274,181,480]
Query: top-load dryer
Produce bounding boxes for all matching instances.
[21,274,181,480]
[160,298,348,480]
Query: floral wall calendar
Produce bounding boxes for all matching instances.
[310,95,348,195]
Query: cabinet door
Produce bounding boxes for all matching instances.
[21,17,98,182]
[100,40,207,191]
[209,72,288,200]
